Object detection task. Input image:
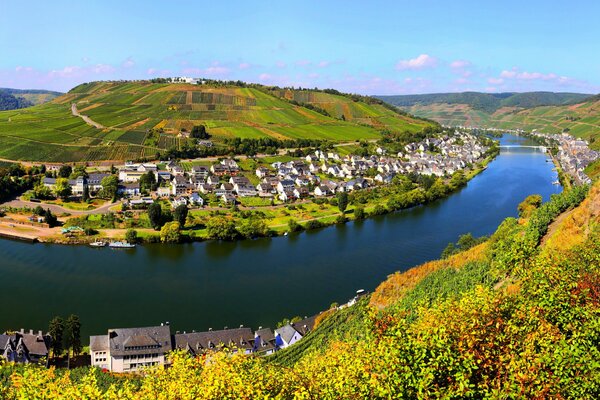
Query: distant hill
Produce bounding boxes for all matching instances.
[376,91,600,150]
[377,92,590,113]
[0,81,432,162]
[0,88,63,111]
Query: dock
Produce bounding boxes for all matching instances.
[0,229,38,243]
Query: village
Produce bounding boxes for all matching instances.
[0,290,366,373]
[529,131,599,185]
[38,131,491,212]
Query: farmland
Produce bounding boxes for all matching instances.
[0,81,432,162]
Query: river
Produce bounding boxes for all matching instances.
[0,135,562,339]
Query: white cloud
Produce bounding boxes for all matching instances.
[238,62,251,70]
[450,60,471,69]
[395,54,438,70]
[122,57,135,68]
[258,73,272,82]
[487,78,504,85]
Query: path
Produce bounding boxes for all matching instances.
[71,103,106,129]
[2,198,117,215]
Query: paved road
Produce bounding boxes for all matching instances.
[2,198,118,215]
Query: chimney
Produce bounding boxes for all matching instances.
[29,329,34,335]
[239,324,244,328]
[208,328,212,331]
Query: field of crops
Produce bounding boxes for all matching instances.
[0,81,432,162]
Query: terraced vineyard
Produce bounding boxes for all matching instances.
[0,81,431,162]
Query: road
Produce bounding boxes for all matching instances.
[71,103,105,129]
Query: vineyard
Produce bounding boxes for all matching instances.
[0,81,432,162]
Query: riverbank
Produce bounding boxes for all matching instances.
[0,150,499,246]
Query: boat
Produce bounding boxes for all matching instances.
[283,232,288,236]
[552,180,561,185]
[89,241,107,247]
[109,241,136,249]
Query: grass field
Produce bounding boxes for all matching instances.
[0,81,431,162]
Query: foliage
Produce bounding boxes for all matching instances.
[237,217,269,239]
[147,202,163,230]
[287,218,303,232]
[44,208,58,227]
[99,175,119,200]
[336,191,348,213]
[173,204,188,227]
[160,221,181,243]
[518,193,543,218]
[139,172,157,193]
[441,232,488,259]
[64,314,82,357]
[206,217,238,240]
[47,316,64,357]
[125,229,138,244]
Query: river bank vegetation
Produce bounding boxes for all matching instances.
[0,177,596,398]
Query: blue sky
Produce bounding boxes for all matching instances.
[1,0,599,94]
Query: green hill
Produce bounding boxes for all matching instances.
[0,81,431,162]
[377,92,600,149]
[0,88,62,111]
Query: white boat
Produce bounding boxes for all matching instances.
[109,241,136,249]
[89,241,107,247]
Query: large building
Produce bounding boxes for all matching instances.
[0,329,51,364]
[90,325,172,372]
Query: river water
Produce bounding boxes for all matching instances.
[0,135,561,339]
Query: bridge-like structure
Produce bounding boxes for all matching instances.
[499,145,547,152]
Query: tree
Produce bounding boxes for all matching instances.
[237,218,268,238]
[58,165,72,178]
[69,165,88,179]
[64,314,81,369]
[206,217,238,240]
[173,204,188,227]
[160,221,181,243]
[354,206,365,220]
[125,229,138,244]
[191,125,210,139]
[337,192,348,213]
[48,316,64,359]
[44,209,58,227]
[33,182,53,200]
[139,171,157,193]
[148,202,163,230]
[100,175,119,200]
[518,194,543,218]
[288,218,303,232]
[54,178,72,199]
[82,184,90,202]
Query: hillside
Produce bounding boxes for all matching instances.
[0,88,62,111]
[0,81,431,163]
[0,182,597,398]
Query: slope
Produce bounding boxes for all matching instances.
[0,81,432,162]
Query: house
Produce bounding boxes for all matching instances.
[119,163,158,183]
[88,173,109,192]
[314,185,332,197]
[235,185,258,197]
[293,186,309,199]
[171,176,190,196]
[70,176,87,196]
[274,325,303,349]
[279,189,294,202]
[156,186,171,198]
[210,164,228,176]
[173,328,255,356]
[0,329,50,364]
[276,180,295,194]
[221,193,236,205]
[171,196,188,208]
[257,183,274,196]
[89,325,172,373]
[253,328,276,355]
[255,167,270,178]
[189,192,204,206]
[229,176,250,186]
[190,165,209,179]
[207,176,220,185]
[118,183,140,197]
[157,171,172,182]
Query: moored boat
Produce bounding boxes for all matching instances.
[89,241,107,247]
[109,241,136,249]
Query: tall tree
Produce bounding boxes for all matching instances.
[173,204,188,227]
[54,178,72,199]
[100,175,119,200]
[48,316,64,360]
[58,165,72,178]
[139,171,157,193]
[148,202,163,230]
[44,209,58,227]
[64,314,81,369]
[337,191,349,213]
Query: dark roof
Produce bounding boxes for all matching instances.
[107,325,172,356]
[274,324,299,344]
[89,335,109,352]
[20,331,50,356]
[173,327,254,355]
[292,315,317,336]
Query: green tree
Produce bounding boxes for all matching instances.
[64,314,81,369]
[518,194,543,218]
[33,182,54,200]
[354,206,366,220]
[54,178,72,199]
[206,217,238,240]
[82,184,90,202]
[125,229,138,244]
[57,165,72,178]
[288,218,303,232]
[139,171,157,193]
[48,316,64,359]
[190,125,210,139]
[160,221,181,243]
[69,165,88,179]
[173,204,188,227]
[100,175,119,200]
[148,202,163,230]
[44,209,58,227]
[237,218,268,238]
[337,192,349,213]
